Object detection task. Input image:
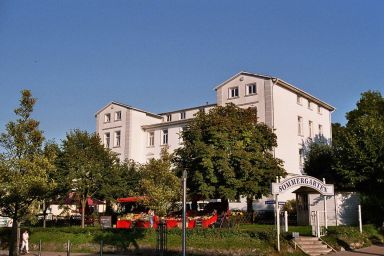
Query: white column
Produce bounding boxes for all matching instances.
[284,211,288,232]
[275,176,280,252]
[358,205,362,233]
[316,211,320,238]
[334,194,338,226]
[276,193,280,251]
[323,178,328,229]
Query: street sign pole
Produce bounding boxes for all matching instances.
[182,170,187,256]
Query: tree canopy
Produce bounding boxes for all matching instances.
[174,103,286,210]
[139,148,181,217]
[0,90,56,256]
[58,129,117,227]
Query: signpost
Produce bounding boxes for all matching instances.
[182,170,187,256]
[99,216,112,228]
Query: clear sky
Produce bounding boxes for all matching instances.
[0,0,383,142]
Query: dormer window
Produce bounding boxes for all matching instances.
[246,83,257,95]
[229,87,239,98]
[180,112,186,120]
[167,114,172,122]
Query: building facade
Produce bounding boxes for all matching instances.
[96,71,334,179]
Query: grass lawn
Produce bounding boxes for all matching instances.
[0,224,309,255]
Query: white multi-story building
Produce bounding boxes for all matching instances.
[96,74,363,225]
[96,71,334,179]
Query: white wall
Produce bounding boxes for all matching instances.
[308,192,359,226]
[273,84,332,175]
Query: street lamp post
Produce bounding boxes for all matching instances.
[182,170,187,256]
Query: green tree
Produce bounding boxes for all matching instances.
[338,91,384,224]
[98,160,141,201]
[59,129,117,228]
[174,103,285,211]
[139,148,181,217]
[0,90,56,256]
[40,141,72,228]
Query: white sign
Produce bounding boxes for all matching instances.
[271,175,334,196]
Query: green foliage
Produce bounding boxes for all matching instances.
[139,148,181,216]
[0,90,56,255]
[98,160,141,201]
[321,225,384,250]
[174,104,286,206]
[58,129,117,227]
[282,199,297,215]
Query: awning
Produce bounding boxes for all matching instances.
[117,196,147,203]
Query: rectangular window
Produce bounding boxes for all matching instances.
[180,112,186,120]
[115,111,122,121]
[309,121,313,138]
[104,113,111,123]
[246,83,257,95]
[104,133,110,148]
[162,129,168,145]
[148,132,154,147]
[307,100,312,110]
[167,114,172,122]
[317,105,322,114]
[298,116,303,136]
[229,87,239,98]
[114,131,121,147]
[297,95,302,105]
[318,124,323,135]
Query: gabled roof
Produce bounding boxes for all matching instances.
[214,71,335,111]
[214,71,274,90]
[95,101,162,119]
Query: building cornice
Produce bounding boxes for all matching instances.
[158,103,217,115]
[142,119,191,130]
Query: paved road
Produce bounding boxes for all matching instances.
[331,245,384,256]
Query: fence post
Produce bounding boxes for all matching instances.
[358,205,362,233]
[67,240,71,256]
[156,220,167,256]
[99,240,103,256]
[38,240,42,256]
[284,211,288,232]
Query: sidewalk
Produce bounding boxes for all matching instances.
[331,245,384,256]
[0,251,101,256]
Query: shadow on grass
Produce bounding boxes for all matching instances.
[93,228,147,253]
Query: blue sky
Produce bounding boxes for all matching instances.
[0,0,383,142]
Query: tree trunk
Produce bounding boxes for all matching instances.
[246,196,254,213]
[9,215,20,256]
[81,198,86,228]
